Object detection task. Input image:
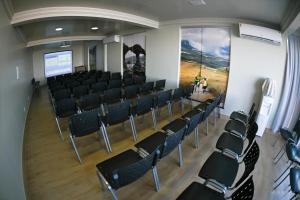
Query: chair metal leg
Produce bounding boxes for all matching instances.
[178,143,183,167]
[274,143,285,161]
[151,109,157,130]
[167,102,173,118]
[129,116,138,141]
[97,170,119,200]
[55,117,64,141]
[274,162,293,183]
[180,99,184,114]
[100,124,112,152]
[97,129,111,153]
[194,128,199,149]
[214,109,217,127]
[152,166,160,192]
[205,118,208,136]
[69,134,83,164]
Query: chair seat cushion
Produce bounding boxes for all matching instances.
[135,131,166,154]
[290,168,300,193]
[280,128,294,141]
[183,109,201,119]
[177,182,224,200]
[230,112,248,124]
[96,149,141,185]
[225,120,246,138]
[216,132,244,156]
[199,152,239,187]
[59,110,77,118]
[162,118,187,133]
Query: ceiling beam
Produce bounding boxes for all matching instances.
[11,6,159,29]
[26,35,106,47]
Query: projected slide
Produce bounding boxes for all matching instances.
[44,51,73,77]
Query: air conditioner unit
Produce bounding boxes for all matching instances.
[239,23,282,45]
[103,35,120,44]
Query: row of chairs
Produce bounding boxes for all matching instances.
[94,94,224,200]
[176,104,260,200]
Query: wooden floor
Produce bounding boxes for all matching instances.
[23,87,287,200]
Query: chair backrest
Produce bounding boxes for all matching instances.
[184,110,204,136]
[105,100,131,125]
[244,121,258,154]
[124,85,139,99]
[124,78,134,86]
[111,149,159,189]
[66,81,80,91]
[134,75,146,84]
[156,90,172,107]
[161,125,186,158]
[108,79,122,89]
[55,98,77,118]
[184,85,194,98]
[234,141,260,187]
[155,80,166,90]
[248,111,257,126]
[203,101,215,119]
[135,95,155,115]
[53,89,71,101]
[83,78,96,88]
[69,110,101,137]
[111,72,122,80]
[231,176,254,200]
[123,72,133,80]
[101,71,111,81]
[79,94,101,111]
[173,87,185,101]
[73,85,89,98]
[140,82,154,94]
[103,88,122,104]
[91,82,107,94]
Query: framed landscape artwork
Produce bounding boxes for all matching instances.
[180,27,231,104]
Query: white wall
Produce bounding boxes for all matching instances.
[83,41,105,71]
[106,41,122,73]
[33,43,84,85]
[146,23,286,128]
[0,2,33,200]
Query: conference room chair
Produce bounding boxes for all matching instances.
[230,103,255,125]
[131,95,157,131]
[177,175,254,200]
[50,83,65,95]
[155,89,173,119]
[134,75,146,85]
[139,82,154,95]
[111,72,122,80]
[108,79,122,89]
[73,85,89,99]
[52,88,71,102]
[216,121,258,158]
[78,94,102,112]
[96,148,160,200]
[99,71,110,82]
[95,70,102,78]
[172,87,185,114]
[69,110,111,164]
[198,141,260,191]
[123,78,134,86]
[100,100,137,142]
[103,88,122,106]
[54,98,78,140]
[66,80,81,92]
[289,168,300,200]
[154,79,166,91]
[82,78,97,88]
[91,82,107,94]
[162,109,203,149]
[124,85,139,100]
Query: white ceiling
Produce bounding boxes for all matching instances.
[8,0,296,45]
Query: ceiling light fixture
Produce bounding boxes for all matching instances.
[55,27,63,31]
[188,0,206,6]
[91,26,99,30]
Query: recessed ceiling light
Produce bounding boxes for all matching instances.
[91,27,99,30]
[55,27,63,31]
[188,0,206,6]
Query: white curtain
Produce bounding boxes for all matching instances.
[272,35,300,133]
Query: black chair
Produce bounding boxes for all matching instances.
[131,95,157,130]
[73,85,89,99]
[82,78,96,88]
[91,82,107,94]
[100,100,137,142]
[53,89,71,102]
[230,103,255,125]
[155,89,173,118]
[78,94,101,112]
[54,98,78,140]
[66,81,80,92]
[162,109,203,149]
[177,175,254,200]
[139,82,154,95]
[134,75,146,84]
[108,79,122,89]
[69,110,111,163]
[103,88,122,105]
[123,78,134,86]
[216,121,258,158]
[96,148,160,200]
[124,85,139,100]
[199,141,260,190]
[99,71,110,81]
[172,87,185,114]
[154,79,166,91]
[111,72,121,80]
[289,168,300,200]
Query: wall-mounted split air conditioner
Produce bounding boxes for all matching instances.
[239,23,282,45]
[103,35,120,44]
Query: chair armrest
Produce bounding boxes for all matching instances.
[222,149,239,161]
[204,179,227,194]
